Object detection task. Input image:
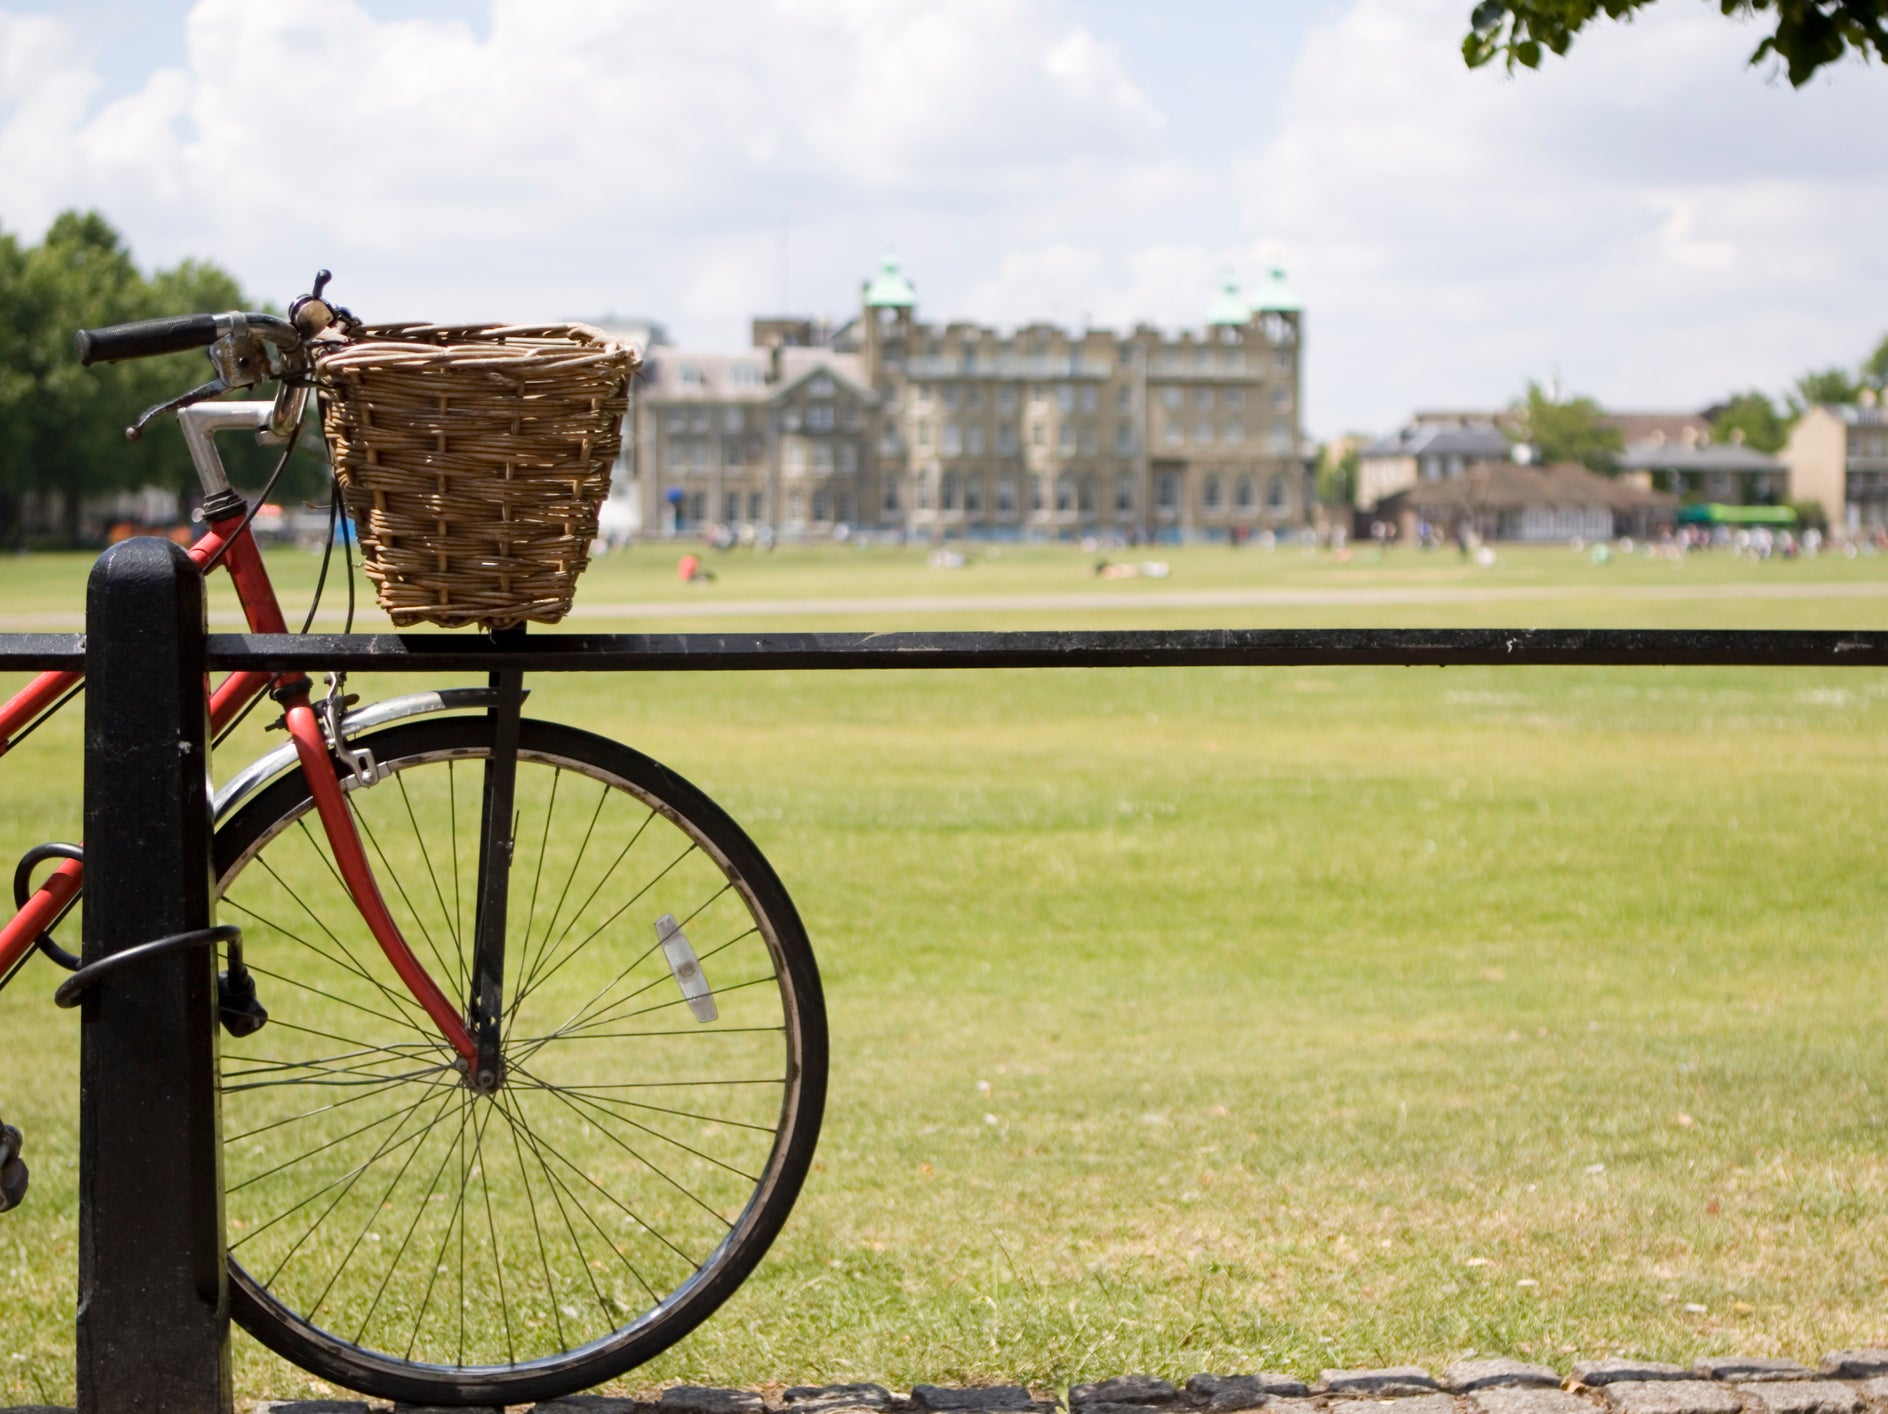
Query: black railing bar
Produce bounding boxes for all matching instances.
[202,628,1888,673]
[0,634,86,671]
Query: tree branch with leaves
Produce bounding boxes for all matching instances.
[1465,0,1888,86]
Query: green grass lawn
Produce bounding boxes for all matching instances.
[1,541,1886,1405]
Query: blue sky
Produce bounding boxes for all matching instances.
[2,0,1883,435]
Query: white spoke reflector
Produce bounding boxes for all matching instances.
[655,913,718,1023]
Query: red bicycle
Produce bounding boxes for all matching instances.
[0,281,827,1408]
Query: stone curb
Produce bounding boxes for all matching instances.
[10,1352,1888,1414]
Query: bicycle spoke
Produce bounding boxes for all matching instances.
[351,1088,471,1347]
[509,782,620,1023]
[396,767,464,960]
[502,1089,566,1352]
[353,793,465,1008]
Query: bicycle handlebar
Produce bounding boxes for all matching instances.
[75,313,221,366]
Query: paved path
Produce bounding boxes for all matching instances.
[4,577,1887,631]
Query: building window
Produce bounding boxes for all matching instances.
[1058,423,1075,454]
[1164,421,1184,446]
[1115,474,1134,514]
[814,442,834,473]
[1057,385,1075,412]
[941,472,960,511]
[723,491,739,522]
[882,478,899,514]
[724,408,743,433]
[997,385,1017,412]
[809,375,834,397]
[1032,421,1047,447]
[966,385,984,411]
[996,476,1018,516]
[1116,423,1135,455]
[666,439,687,471]
[807,404,835,431]
[916,420,930,447]
[1077,475,1096,514]
[786,442,807,471]
[1204,475,1223,510]
[1156,472,1181,510]
[813,489,831,522]
[964,476,984,514]
[1161,348,1182,373]
[681,364,703,386]
[1161,387,1182,410]
[1268,476,1289,510]
[690,409,710,433]
[836,490,853,523]
[665,409,686,433]
[1225,351,1245,373]
[749,489,765,521]
[1236,475,1256,509]
[1196,349,1213,372]
[1030,475,1045,512]
[942,423,963,456]
[917,473,933,511]
[1225,388,1244,409]
[1116,384,1132,411]
[838,443,858,474]
[942,385,959,410]
[1195,420,1215,445]
[1080,386,1099,413]
[1079,424,1098,455]
[1226,421,1245,444]
[1194,387,1214,410]
[787,489,804,522]
[998,422,1018,455]
[1055,472,1075,512]
[688,491,706,524]
[1272,387,1292,413]
[967,424,985,455]
[1275,350,1292,374]
[917,383,932,403]
[692,442,710,469]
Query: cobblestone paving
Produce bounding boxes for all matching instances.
[10,1349,1888,1414]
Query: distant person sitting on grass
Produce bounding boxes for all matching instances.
[677,553,715,583]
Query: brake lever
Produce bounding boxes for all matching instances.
[126,377,231,442]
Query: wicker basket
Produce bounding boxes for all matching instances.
[314,323,637,630]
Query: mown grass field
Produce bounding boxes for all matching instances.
[1,539,1886,1405]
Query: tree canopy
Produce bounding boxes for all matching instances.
[1512,381,1624,473]
[1465,0,1888,86]
[1709,390,1789,451]
[0,210,317,544]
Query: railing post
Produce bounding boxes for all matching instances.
[76,537,230,1414]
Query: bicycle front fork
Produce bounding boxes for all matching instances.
[279,665,528,1086]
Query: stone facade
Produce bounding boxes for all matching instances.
[1784,399,1888,530]
[631,259,1310,542]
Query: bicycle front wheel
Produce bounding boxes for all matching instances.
[212,716,826,1406]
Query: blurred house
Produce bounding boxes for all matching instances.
[1355,417,1512,509]
[1617,429,1786,507]
[1375,460,1676,542]
[629,257,1310,541]
[1785,394,1888,530]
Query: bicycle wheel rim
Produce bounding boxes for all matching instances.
[214,717,826,1405]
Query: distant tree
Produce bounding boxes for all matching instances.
[1709,390,1789,452]
[1465,0,1888,87]
[1512,380,1623,473]
[1317,442,1361,506]
[0,210,316,545]
[1864,331,1888,390]
[1790,365,1861,413]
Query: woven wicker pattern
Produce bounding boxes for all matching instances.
[315,323,637,630]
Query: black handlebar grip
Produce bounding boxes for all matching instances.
[74,313,219,366]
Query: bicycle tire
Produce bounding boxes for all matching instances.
[212,716,826,1406]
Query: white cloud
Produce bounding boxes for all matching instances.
[1237,0,1888,430]
[4,0,1886,437]
[0,0,1163,331]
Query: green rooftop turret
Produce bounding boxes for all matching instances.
[863,252,916,309]
[1207,272,1250,326]
[1254,263,1301,314]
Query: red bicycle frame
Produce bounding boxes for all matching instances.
[0,508,477,1063]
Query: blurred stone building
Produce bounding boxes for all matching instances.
[630,256,1309,541]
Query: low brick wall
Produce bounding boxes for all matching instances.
[10,1349,1888,1414]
